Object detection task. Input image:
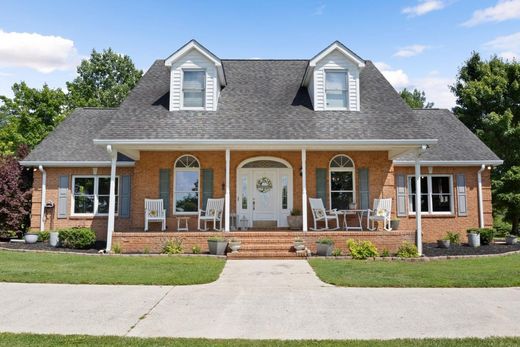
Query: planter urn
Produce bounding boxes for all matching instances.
[390,220,400,230]
[24,233,38,244]
[467,233,481,248]
[208,240,228,255]
[49,232,59,247]
[506,235,518,245]
[437,239,450,248]
[229,241,241,253]
[294,241,305,251]
[315,242,333,256]
[287,216,303,230]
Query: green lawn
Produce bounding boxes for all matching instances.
[0,334,518,347]
[309,254,520,287]
[0,250,225,285]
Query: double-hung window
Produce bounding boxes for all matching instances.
[72,176,119,215]
[174,155,200,214]
[408,175,453,214]
[325,70,348,109]
[329,155,355,210]
[182,70,205,108]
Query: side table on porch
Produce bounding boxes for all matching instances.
[337,209,367,231]
[176,216,190,231]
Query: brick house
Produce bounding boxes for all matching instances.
[21,40,501,256]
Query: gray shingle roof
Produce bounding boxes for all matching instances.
[96,59,434,140]
[23,108,132,163]
[394,109,501,163]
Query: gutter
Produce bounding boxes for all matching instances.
[477,164,486,229]
[393,160,503,167]
[38,165,46,232]
[20,161,135,168]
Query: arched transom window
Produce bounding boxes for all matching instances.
[329,155,355,210]
[174,155,200,214]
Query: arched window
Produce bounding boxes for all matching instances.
[174,155,200,213]
[329,155,355,210]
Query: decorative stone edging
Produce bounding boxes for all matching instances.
[315,249,520,261]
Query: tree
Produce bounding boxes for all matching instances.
[452,53,520,233]
[400,88,434,109]
[66,48,142,109]
[0,145,32,232]
[0,82,67,155]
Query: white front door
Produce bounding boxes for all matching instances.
[252,170,277,221]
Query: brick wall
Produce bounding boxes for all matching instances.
[29,151,493,243]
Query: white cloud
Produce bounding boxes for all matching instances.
[374,62,410,88]
[0,29,80,73]
[413,72,455,109]
[0,71,13,77]
[462,0,520,27]
[402,0,445,17]
[483,32,520,60]
[394,45,429,58]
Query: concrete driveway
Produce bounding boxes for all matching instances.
[1,260,520,339]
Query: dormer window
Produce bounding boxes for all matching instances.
[182,70,206,108]
[325,70,348,109]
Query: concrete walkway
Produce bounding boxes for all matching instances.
[1,260,520,339]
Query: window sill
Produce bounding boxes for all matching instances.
[180,107,205,111]
[407,213,456,218]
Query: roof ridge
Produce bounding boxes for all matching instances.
[221,59,310,62]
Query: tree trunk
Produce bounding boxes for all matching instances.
[512,217,519,235]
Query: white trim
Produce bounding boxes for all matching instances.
[237,156,293,169]
[38,166,46,232]
[20,161,135,167]
[477,164,485,228]
[407,174,454,215]
[71,175,120,217]
[329,154,356,210]
[225,149,230,232]
[394,160,503,167]
[173,155,201,215]
[302,149,308,232]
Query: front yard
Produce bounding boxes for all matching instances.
[309,254,520,287]
[0,250,225,285]
[0,333,518,347]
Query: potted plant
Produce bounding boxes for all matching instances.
[437,237,450,249]
[287,209,303,230]
[390,218,400,230]
[294,238,305,251]
[24,231,38,244]
[229,238,241,253]
[207,236,228,255]
[348,202,356,210]
[315,238,334,256]
[505,233,518,245]
[467,228,481,248]
[49,231,59,247]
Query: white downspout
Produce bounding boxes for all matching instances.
[477,164,485,229]
[38,165,46,232]
[106,145,117,252]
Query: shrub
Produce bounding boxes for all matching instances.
[208,236,226,242]
[192,245,201,254]
[316,238,334,245]
[396,241,419,258]
[162,238,183,254]
[37,231,50,242]
[113,243,122,254]
[444,231,460,245]
[0,230,17,240]
[493,216,512,237]
[143,247,150,254]
[290,208,302,216]
[58,227,96,249]
[332,248,342,256]
[479,228,495,245]
[381,248,390,257]
[346,239,379,259]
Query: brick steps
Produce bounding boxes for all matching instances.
[227,251,304,259]
[240,244,293,251]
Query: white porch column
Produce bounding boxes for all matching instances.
[224,148,231,232]
[106,146,117,252]
[301,149,308,232]
[38,166,46,232]
[477,164,485,229]
[414,159,422,256]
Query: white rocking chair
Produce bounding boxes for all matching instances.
[309,198,340,230]
[367,198,392,231]
[198,198,224,231]
[144,198,167,231]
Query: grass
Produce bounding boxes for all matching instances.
[0,334,518,347]
[309,254,520,287]
[0,250,225,285]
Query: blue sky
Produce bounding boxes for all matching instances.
[1,0,520,108]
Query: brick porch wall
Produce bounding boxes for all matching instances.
[29,151,493,243]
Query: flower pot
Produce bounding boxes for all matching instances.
[316,242,333,256]
[49,232,59,247]
[24,233,38,244]
[390,220,400,230]
[208,240,228,255]
[294,241,305,251]
[437,239,450,248]
[506,235,518,245]
[467,233,480,248]
[287,216,303,230]
[348,203,356,210]
[229,242,241,253]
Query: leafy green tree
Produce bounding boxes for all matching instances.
[0,82,67,154]
[66,48,142,108]
[452,53,520,233]
[399,88,434,109]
